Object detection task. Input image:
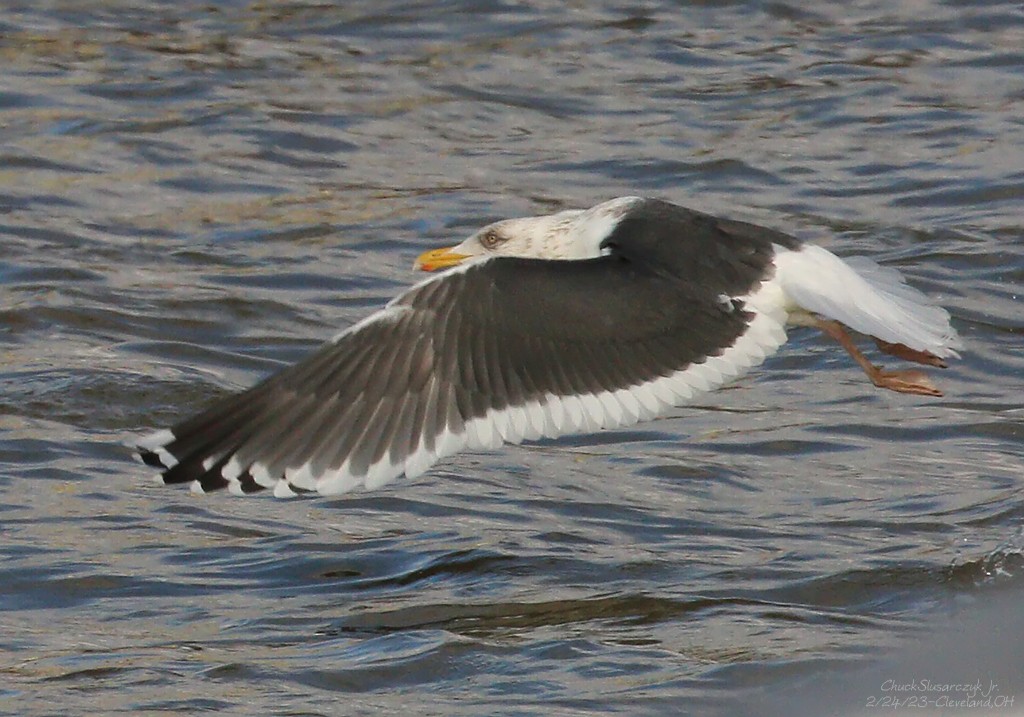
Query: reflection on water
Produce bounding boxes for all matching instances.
[2,1,1023,714]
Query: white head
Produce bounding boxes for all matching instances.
[416,196,643,270]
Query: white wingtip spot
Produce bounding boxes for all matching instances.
[285,462,319,491]
[153,447,178,469]
[364,461,403,491]
[273,480,298,498]
[250,462,276,488]
[223,456,245,481]
[137,428,174,450]
[190,481,206,495]
[315,461,363,496]
[404,447,437,480]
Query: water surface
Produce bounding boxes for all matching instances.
[2,2,1023,715]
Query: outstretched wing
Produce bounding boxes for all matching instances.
[137,252,787,497]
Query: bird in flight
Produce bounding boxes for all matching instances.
[136,197,961,498]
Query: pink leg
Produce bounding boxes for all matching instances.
[815,319,943,397]
[874,339,948,368]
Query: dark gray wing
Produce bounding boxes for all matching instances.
[601,198,801,293]
[137,251,785,497]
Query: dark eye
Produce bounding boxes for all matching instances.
[480,230,504,249]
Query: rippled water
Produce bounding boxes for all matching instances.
[2,2,1023,715]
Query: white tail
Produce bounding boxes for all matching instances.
[773,244,962,357]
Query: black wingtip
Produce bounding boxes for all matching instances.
[238,470,268,494]
[138,448,168,469]
[197,472,230,493]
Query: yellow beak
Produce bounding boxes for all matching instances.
[415,246,472,272]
